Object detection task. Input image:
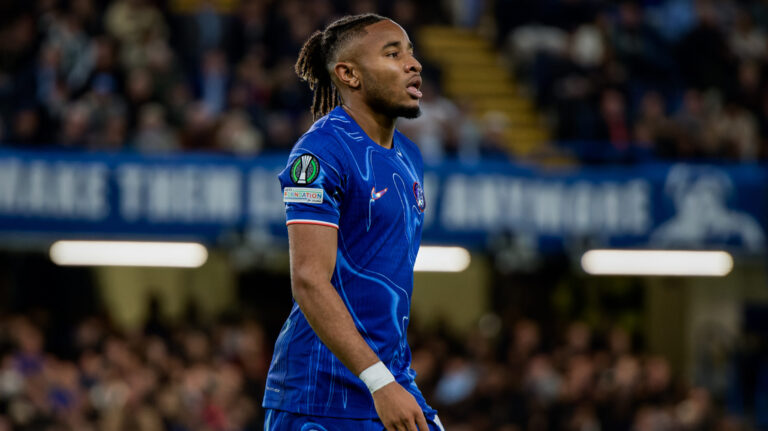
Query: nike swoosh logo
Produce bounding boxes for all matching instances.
[371,186,388,200]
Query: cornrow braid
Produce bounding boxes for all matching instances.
[295,13,386,120]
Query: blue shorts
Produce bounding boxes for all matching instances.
[264,409,445,431]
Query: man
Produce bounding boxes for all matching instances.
[262,13,444,431]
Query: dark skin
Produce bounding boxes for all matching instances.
[288,19,428,431]
[332,19,423,148]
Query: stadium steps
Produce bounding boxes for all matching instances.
[418,26,560,160]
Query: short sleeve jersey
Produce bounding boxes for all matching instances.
[262,106,433,419]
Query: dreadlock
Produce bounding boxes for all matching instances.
[295,13,387,120]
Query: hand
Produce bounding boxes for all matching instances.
[372,382,429,431]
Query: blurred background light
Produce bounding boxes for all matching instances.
[49,240,208,268]
[581,249,734,276]
[414,246,471,272]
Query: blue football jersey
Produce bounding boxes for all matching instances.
[263,106,433,419]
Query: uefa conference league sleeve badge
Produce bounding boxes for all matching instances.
[284,154,324,204]
[290,154,319,185]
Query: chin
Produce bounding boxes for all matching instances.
[368,92,421,119]
[389,102,421,119]
[399,105,421,119]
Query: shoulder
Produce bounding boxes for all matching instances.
[395,129,424,166]
[291,121,346,157]
[286,127,349,180]
[292,127,340,152]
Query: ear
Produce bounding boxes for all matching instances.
[333,62,360,90]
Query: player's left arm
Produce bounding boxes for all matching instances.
[287,222,382,375]
[287,223,429,431]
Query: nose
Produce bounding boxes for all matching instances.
[405,55,422,73]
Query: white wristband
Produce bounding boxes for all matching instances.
[358,361,395,394]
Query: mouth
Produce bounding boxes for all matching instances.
[406,76,422,99]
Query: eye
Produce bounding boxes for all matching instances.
[386,52,399,58]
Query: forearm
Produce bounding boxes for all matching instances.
[293,280,380,376]
[294,278,426,429]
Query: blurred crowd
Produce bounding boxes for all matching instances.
[4,0,768,164]
[498,0,768,162]
[0,0,444,155]
[0,311,270,431]
[0,309,754,431]
[410,319,748,431]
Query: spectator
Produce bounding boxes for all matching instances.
[669,88,709,159]
[144,41,183,109]
[610,0,673,93]
[729,11,766,62]
[595,89,631,152]
[231,0,267,60]
[69,0,103,37]
[479,111,514,160]
[708,100,759,161]
[9,108,44,146]
[196,49,230,117]
[570,23,607,70]
[132,103,179,153]
[58,102,91,148]
[81,36,123,96]
[444,99,483,163]
[215,110,263,155]
[399,79,461,162]
[731,60,763,116]
[676,2,733,91]
[81,74,126,135]
[179,102,217,151]
[263,111,298,151]
[105,0,168,70]
[633,90,675,155]
[42,10,92,93]
[35,45,64,112]
[645,0,696,42]
[124,67,156,130]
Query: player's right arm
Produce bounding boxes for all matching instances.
[287,223,429,431]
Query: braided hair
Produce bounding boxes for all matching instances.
[295,13,386,120]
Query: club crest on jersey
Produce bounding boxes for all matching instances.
[290,154,319,185]
[413,182,426,212]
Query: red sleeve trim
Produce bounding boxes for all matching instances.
[286,219,339,229]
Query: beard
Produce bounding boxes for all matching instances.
[363,75,421,119]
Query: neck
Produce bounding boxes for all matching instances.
[341,102,396,149]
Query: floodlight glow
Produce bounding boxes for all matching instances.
[414,246,471,272]
[50,240,208,268]
[581,249,733,276]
